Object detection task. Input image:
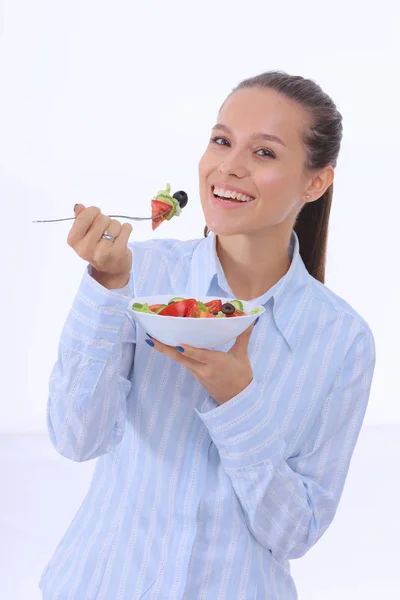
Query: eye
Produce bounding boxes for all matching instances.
[210,136,229,146]
[256,148,276,159]
[210,137,276,159]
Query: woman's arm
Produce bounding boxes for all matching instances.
[46,265,136,462]
[196,331,376,561]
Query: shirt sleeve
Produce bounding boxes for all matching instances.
[194,331,376,561]
[46,264,137,462]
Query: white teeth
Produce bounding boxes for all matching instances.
[213,186,254,202]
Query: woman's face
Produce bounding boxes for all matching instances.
[198,87,313,237]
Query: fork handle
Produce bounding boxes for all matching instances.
[32,213,165,223]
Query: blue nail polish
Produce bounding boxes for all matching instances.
[146,333,153,339]
[254,316,260,326]
[145,339,154,347]
[175,346,184,353]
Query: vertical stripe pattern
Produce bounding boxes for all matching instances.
[39,232,376,599]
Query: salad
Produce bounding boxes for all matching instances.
[152,183,188,230]
[132,297,262,318]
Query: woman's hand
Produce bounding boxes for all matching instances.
[147,322,256,405]
[68,204,133,289]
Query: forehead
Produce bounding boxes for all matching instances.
[218,87,310,147]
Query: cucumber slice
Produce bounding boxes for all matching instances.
[155,305,167,313]
[168,297,186,304]
[231,299,244,312]
[215,311,226,318]
[197,301,208,312]
[250,307,262,315]
[132,302,153,314]
[155,184,181,220]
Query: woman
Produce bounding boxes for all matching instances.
[39,71,376,599]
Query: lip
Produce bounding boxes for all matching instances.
[211,182,255,199]
[209,187,256,210]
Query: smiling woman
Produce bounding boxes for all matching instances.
[39,70,375,600]
[202,71,341,287]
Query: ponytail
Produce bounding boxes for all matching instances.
[293,183,333,284]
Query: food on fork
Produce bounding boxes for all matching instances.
[151,183,188,230]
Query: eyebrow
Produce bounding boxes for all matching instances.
[212,123,287,148]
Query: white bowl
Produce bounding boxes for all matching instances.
[127,295,265,349]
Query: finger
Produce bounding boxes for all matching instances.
[113,222,133,252]
[149,338,201,370]
[230,323,254,355]
[75,213,111,258]
[74,204,86,217]
[67,206,101,246]
[176,345,220,364]
[87,213,115,242]
[96,218,122,243]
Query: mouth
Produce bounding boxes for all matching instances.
[210,185,256,206]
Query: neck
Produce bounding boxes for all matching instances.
[215,226,293,301]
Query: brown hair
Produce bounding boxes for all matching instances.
[204,70,343,284]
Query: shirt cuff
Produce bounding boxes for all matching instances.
[194,379,285,470]
[87,264,133,297]
[60,265,135,360]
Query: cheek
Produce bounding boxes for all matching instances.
[198,158,209,210]
[198,153,215,196]
[258,168,300,204]
[198,152,212,180]
[258,167,290,189]
[254,170,302,223]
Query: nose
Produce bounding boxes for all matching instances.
[217,148,249,179]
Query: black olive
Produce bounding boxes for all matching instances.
[221,302,235,315]
[173,190,188,209]
[212,311,218,315]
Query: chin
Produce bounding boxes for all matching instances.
[205,220,252,237]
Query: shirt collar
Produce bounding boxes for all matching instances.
[185,232,218,298]
[186,230,312,352]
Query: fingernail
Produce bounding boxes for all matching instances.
[145,339,154,347]
[175,346,184,353]
[146,333,153,339]
[73,204,78,212]
[254,316,260,326]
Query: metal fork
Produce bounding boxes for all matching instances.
[32,211,170,223]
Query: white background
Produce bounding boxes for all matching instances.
[1,1,400,598]
[1,0,399,433]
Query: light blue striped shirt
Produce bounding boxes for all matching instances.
[39,230,376,599]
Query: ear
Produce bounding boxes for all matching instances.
[304,165,335,202]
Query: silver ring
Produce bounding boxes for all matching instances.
[101,231,115,242]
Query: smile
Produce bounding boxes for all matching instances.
[210,187,256,211]
[211,185,255,203]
